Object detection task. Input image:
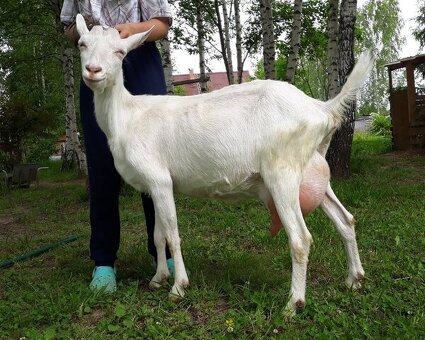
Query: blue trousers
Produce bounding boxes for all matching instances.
[80,42,171,266]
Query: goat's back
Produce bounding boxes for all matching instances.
[119,80,331,198]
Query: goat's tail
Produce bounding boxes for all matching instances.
[325,50,374,126]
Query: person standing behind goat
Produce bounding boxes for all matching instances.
[60,0,174,293]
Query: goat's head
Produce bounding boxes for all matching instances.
[75,14,153,93]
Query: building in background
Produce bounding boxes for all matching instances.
[173,69,251,96]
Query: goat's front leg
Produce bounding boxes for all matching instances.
[149,221,170,289]
[149,176,189,301]
[320,184,364,288]
[262,167,312,319]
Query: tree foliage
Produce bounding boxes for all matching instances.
[413,0,425,48]
[0,0,66,167]
[253,0,329,99]
[356,0,404,116]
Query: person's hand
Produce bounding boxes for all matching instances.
[82,15,97,30]
[64,15,98,46]
[115,23,133,38]
[115,19,169,41]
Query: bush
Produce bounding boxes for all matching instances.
[368,112,392,137]
[24,134,58,164]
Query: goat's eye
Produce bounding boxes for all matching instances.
[115,49,125,58]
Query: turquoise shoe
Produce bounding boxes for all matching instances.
[89,266,117,293]
[167,258,175,277]
[166,258,190,277]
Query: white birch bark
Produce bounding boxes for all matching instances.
[158,37,174,94]
[235,0,244,83]
[61,46,87,175]
[326,0,357,179]
[196,1,208,92]
[214,0,233,84]
[260,0,275,80]
[285,0,303,84]
[222,0,234,84]
[327,0,340,98]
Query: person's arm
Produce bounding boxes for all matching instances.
[64,16,97,45]
[114,17,169,40]
[61,0,97,46]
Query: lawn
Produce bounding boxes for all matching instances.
[0,133,424,339]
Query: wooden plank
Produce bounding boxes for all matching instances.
[172,76,210,86]
[405,63,416,123]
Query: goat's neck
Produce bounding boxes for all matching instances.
[93,71,132,139]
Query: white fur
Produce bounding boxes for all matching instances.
[76,14,372,317]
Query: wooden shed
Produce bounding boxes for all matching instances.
[386,54,425,150]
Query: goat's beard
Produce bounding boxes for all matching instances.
[84,80,106,94]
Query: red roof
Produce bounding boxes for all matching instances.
[173,70,251,96]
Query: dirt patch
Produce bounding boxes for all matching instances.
[0,216,35,238]
[381,150,425,161]
[39,177,86,189]
[379,151,425,174]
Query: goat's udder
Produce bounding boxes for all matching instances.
[268,185,322,237]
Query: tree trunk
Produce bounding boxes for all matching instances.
[222,0,234,84]
[285,0,303,84]
[61,46,87,175]
[234,0,244,83]
[196,1,208,92]
[158,37,174,94]
[214,0,232,85]
[260,0,275,80]
[50,0,86,175]
[214,0,233,84]
[327,0,340,98]
[326,0,357,179]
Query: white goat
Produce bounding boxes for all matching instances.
[75,14,372,317]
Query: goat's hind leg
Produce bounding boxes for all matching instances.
[320,184,364,288]
[262,167,313,318]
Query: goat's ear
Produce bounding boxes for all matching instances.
[76,14,89,37]
[124,26,155,51]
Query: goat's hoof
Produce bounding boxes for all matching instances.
[168,292,183,303]
[295,300,305,312]
[149,280,162,290]
[283,299,305,321]
[345,272,365,290]
[169,285,185,302]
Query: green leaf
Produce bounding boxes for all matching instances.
[44,327,56,340]
[395,235,401,247]
[107,324,120,333]
[115,302,126,318]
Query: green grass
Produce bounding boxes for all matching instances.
[1,134,424,339]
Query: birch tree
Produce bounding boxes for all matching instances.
[158,37,174,94]
[235,0,244,83]
[260,0,276,79]
[285,0,303,84]
[327,0,340,98]
[60,45,87,174]
[213,0,233,84]
[222,0,234,84]
[196,1,208,92]
[326,0,357,178]
[51,0,87,174]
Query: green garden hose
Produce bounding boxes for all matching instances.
[0,235,82,269]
